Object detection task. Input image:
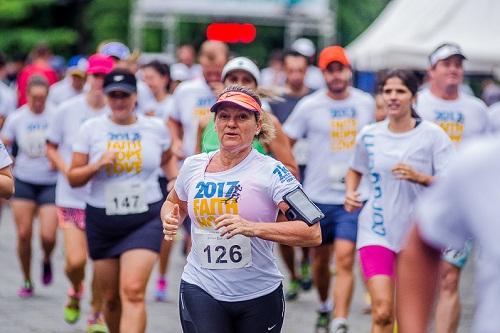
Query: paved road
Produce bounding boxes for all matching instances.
[0,205,475,332]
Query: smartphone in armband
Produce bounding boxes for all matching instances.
[283,187,324,226]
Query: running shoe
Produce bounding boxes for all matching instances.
[87,312,109,333]
[17,280,34,298]
[155,277,168,302]
[285,279,300,301]
[332,323,349,333]
[42,260,53,285]
[64,285,83,324]
[331,318,349,333]
[315,311,331,333]
[299,261,313,291]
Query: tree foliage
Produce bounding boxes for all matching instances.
[84,0,131,53]
[0,0,390,63]
[337,0,391,46]
[0,0,78,56]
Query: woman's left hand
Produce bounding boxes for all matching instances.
[392,163,422,183]
[215,214,256,239]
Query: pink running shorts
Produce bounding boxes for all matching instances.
[359,245,396,280]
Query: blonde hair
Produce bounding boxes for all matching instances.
[216,85,276,144]
[256,109,276,144]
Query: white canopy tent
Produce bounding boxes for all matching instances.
[131,0,335,59]
[346,0,500,75]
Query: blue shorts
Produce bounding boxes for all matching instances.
[85,201,163,260]
[314,203,360,245]
[179,280,284,333]
[13,178,56,205]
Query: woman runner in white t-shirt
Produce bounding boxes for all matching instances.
[68,69,177,333]
[344,70,454,333]
[140,60,179,302]
[161,85,321,333]
[46,53,114,330]
[1,75,58,298]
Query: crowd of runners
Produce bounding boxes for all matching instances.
[0,37,499,333]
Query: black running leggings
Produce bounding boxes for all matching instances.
[179,280,285,333]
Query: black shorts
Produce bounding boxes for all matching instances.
[13,178,56,205]
[179,280,285,333]
[85,201,163,260]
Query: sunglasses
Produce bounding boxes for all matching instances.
[108,91,132,99]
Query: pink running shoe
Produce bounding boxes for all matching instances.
[155,277,168,302]
[18,280,34,298]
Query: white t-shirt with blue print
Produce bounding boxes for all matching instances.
[350,120,453,252]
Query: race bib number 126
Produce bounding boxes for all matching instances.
[194,231,252,270]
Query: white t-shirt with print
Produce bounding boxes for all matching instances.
[138,96,173,121]
[47,77,84,107]
[176,149,301,302]
[72,114,171,209]
[0,81,17,117]
[283,87,375,204]
[417,89,489,144]
[47,95,109,209]
[136,80,156,114]
[488,102,500,133]
[0,142,13,169]
[350,120,454,252]
[1,105,57,185]
[416,137,500,333]
[169,78,216,158]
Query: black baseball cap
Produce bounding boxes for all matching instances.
[103,69,137,94]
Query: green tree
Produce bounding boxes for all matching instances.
[84,0,131,53]
[0,0,78,56]
[337,0,391,46]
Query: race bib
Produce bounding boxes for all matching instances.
[105,181,148,215]
[329,163,349,191]
[21,131,46,158]
[194,230,252,270]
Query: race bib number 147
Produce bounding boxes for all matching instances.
[105,182,148,216]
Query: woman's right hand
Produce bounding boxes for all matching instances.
[97,150,116,170]
[163,204,180,241]
[344,191,363,212]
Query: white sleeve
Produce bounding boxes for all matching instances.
[162,98,175,121]
[0,143,13,168]
[415,163,470,250]
[488,104,500,133]
[46,106,64,145]
[157,121,172,152]
[174,159,192,201]
[431,129,455,176]
[350,129,370,175]
[72,120,91,154]
[0,88,16,117]
[168,89,182,121]
[282,101,308,140]
[268,161,301,206]
[1,113,17,143]
[478,102,490,134]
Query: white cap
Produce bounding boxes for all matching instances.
[291,38,316,58]
[170,63,190,82]
[222,57,260,85]
[429,43,466,67]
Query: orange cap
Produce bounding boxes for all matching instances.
[318,45,350,70]
[210,91,262,115]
